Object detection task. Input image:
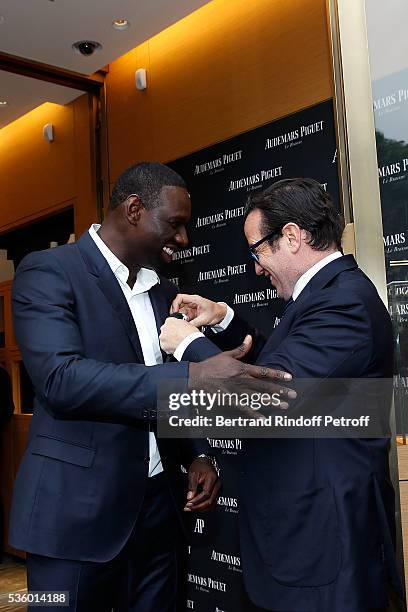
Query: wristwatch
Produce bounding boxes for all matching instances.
[196,453,220,475]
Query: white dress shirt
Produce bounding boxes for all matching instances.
[174,251,343,361]
[292,251,342,300]
[89,224,163,477]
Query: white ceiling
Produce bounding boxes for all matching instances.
[0,72,82,128]
[0,0,211,127]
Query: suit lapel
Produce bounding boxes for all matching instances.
[96,267,145,363]
[257,255,358,360]
[77,232,144,363]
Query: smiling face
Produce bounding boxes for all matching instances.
[244,209,302,300]
[132,185,191,270]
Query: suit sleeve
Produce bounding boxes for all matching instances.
[181,313,267,363]
[205,314,266,362]
[12,252,188,423]
[182,289,378,380]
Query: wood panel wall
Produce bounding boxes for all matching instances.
[0,94,97,237]
[0,102,76,232]
[106,0,333,184]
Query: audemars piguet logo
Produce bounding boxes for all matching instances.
[374,88,408,116]
[194,150,243,175]
[217,496,238,513]
[195,206,245,229]
[265,120,325,150]
[211,550,241,570]
[172,244,210,261]
[233,289,278,304]
[383,232,406,248]
[194,518,205,534]
[225,205,245,221]
[208,439,242,452]
[198,264,247,282]
[378,159,408,183]
[188,574,227,593]
[196,213,224,228]
[228,166,283,191]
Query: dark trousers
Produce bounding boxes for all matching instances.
[27,473,180,612]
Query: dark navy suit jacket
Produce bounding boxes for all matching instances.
[9,231,207,562]
[182,255,403,612]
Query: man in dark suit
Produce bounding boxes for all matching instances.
[160,178,403,611]
[10,162,282,612]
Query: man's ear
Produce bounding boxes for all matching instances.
[124,195,143,226]
[282,223,302,252]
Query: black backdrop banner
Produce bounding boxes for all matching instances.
[166,99,339,611]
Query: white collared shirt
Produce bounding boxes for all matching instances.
[292,251,342,300]
[173,251,344,361]
[89,224,163,477]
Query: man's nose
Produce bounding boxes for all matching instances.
[175,227,188,248]
[255,262,264,276]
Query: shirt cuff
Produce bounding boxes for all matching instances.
[211,303,234,333]
[174,332,205,361]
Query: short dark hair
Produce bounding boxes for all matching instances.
[244,178,344,251]
[109,162,187,211]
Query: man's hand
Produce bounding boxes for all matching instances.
[160,317,200,354]
[184,457,221,512]
[189,336,295,409]
[171,293,227,327]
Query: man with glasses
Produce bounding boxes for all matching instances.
[160,178,403,611]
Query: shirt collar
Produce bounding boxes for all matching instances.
[292,251,342,301]
[88,224,160,293]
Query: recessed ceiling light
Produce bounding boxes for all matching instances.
[112,19,130,31]
[0,101,9,107]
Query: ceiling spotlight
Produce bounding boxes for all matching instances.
[0,101,8,107]
[112,19,130,31]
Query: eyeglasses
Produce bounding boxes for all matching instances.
[248,231,279,263]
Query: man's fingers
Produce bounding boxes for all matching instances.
[185,481,222,512]
[171,294,193,313]
[188,313,209,327]
[187,471,199,501]
[268,369,293,381]
[223,335,252,360]
[185,476,220,510]
[244,364,292,382]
